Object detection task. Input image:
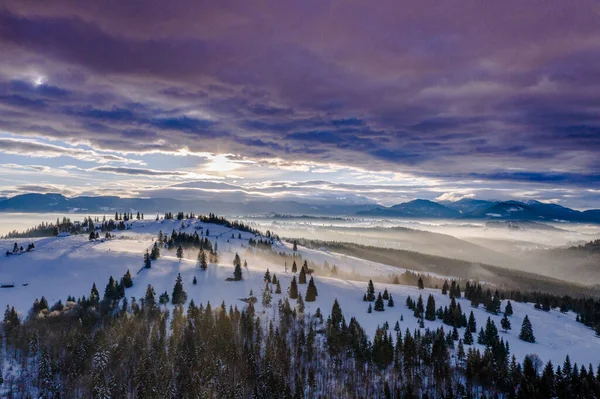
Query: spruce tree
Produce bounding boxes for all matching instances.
[519,315,535,343]
[414,295,424,319]
[366,279,375,302]
[464,328,474,345]
[367,303,372,313]
[262,282,272,308]
[192,276,197,285]
[442,280,449,295]
[387,294,394,307]
[121,269,133,288]
[417,277,424,290]
[264,269,271,283]
[289,276,299,299]
[305,277,318,302]
[382,288,389,300]
[425,294,436,321]
[374,293,385,311]
[176,245,184,260]
[233,262,243,281]
[468,311,477,332]
[144,284,156,308]
[505,301,513,316]
[144,250,151,269]
[198,249,207,270]
[298,267,307,284]
[292,260,297,274]
[171,273,188,305]
[159,291,169,305]
[275,280,282,294]
[501,313,511,331]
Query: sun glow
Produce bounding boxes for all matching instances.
[204,154,243,172]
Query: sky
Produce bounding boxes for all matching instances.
[0,1,599,209]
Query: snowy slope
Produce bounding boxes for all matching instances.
[1,217,599,368]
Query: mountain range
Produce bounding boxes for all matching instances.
[1,193,599,222]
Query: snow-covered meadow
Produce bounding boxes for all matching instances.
[1,217,599,368]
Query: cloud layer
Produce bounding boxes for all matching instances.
[0,1,599,207]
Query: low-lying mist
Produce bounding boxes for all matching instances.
[239,216,600,286]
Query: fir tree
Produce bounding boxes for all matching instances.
[264,269,271,283]
[382,288,389,300]
[305,277,318,302]
[442,280,449,295]
[171,273,188,305]
[121,269,133,288]
[417,277,424,290]
[289,276,299,299]
[298,266,307,284]
[293,240,298,251]
[159,291,169,305]
[464,328,474,345]
[505,301,513,316]
[501,313,511,331]
[519,315,535,343]
[366,279,375,301]
[387,294,394,307]
[176,245,184,260]
[297,294,305,314]
[197,249,207,270]
[143,250,151,269]
[374,293,385,312]
[233,262,243,281]
[414,295,424,319]
[468,311,477,332]
[275,280,282,294]
[367,303,372,313]
[192,276,197,285]
[144,284,156,308]
[425,294,436,321]
[291,260,297,274]
[262,282,272,308]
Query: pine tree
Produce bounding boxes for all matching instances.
[297,294,305,314]
[505,301,513,316]
[387,294,394,307]
[264,269,271,283]
[425,294,436,321]
[292,260,297,274]
[144,284,156,308]
[233,262,243,281]
[382,288,389,300]
[293,240,298,251]
[442,280,449,295]
[519,315,535,343]
[418,277,424,290]
[171,273,188,305]
[197,249,207,270]
[468,311,477,332]
[144,250,152,269]
[501,313,511,331]
[159,291,169,305]
[262,282,272,308]
[150,242,160,260]
[275,280,282,294]
[366,279,375,301]
[192,276,197,285]
[176,245,184,260]
[464,328,474,345]
[121,269,133,288]
[367,303,372,313]
[305,277,318,302]
[374,293,385,312]
[298,267,307,284]
[289,276,299,299]
[90,283,100,306]
[414,295,424,319]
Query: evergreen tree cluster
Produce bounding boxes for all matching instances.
[2,285,600,398]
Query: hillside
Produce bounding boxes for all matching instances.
[1,216,600,370]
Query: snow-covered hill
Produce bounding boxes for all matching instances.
[1,217,598,368]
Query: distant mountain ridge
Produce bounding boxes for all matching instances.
[1,193,599,222]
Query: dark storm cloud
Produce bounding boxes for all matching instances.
[0,0,600,202]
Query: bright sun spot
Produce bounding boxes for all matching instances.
[205,154,242,172]
[32,75,46,86]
